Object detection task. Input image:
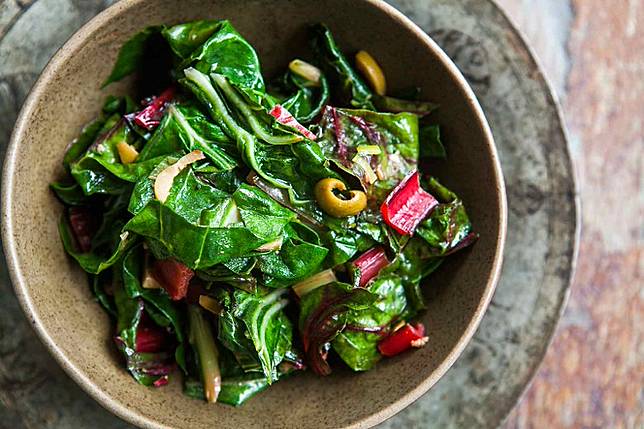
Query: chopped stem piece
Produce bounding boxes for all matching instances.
[188,305,221,403]
[378,322,427,357]
[381,170,438,235]
[352,155,378,184]
[352,247,390,287]
[356,145,381,156]
[199,295,223,316]
[292,269,337,297]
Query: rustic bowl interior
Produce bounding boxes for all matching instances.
[2,0,506,427]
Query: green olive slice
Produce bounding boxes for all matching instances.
[314,178,367,218]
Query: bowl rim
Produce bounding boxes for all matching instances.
[1,0,507,427]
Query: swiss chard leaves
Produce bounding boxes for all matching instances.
[310,24,374,109]
[392,237,444,315]
[103,26,163,87]
[70,118,165,196]
[63,117,107,169]
[233,184,296,240]
[124,200,266,269]
[416,200,473,255]
[257,223,328,288]
[138,103,236,170]
[184,348,298,406]
[298,282,377,375]
[416,177,476,255]
[122,245,184,342]
[332,274,407,371]
[126,165,295,269]
[113,278,175,386]
[316,107,419,200]
[50,17,480,396]
[58,213,135,275]
[162,20,220,59]
[419,124,446,159]
[50,181,91,206]
[186,20,266,105]
[218,289,293,383]
[271,69,330,123]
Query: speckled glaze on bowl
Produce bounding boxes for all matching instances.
[1,0,506,427]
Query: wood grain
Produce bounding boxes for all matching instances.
[502,0,644,427]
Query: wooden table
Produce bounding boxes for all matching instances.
[497,1,643,427]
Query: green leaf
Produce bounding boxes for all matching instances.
[70,119,166,196]
[198,169,243,194]
[182,68,286,186]
[163,168,232,226]
[58,213,135,274]
[257,223,328,288]
[197,263,258,293]
[271,69,330,123]
[127,154,183,216]
[393,237,444,316]
[102,26,163,87]
[182,69,323,209]
[218,289,293,383]
[298,282,377,375]
[138,103,236,170]
[233,184,296,240]
[321,217,378,265]
[101,95,138,115]
[127,161,295,269]
[162,20,221,59]
[50,181,91,206]
[332,274,407,371]
[316,107,419,200]
[211,73,303,145]
[416,200,473,254]
[424,175,458,203]
[419,124,446,159]
[183,353,298,406]
[185,20,265,105]
[90,192,130,250]
[63,117,107,169]
[113,277,141,350]
[310,24,374,109]
[90,272,116,316]
[416,178,475,255]
[217,291,261,372]
[290,140,340,183]
[122,245,185,344]
[124,200,267,269]
[113,277,175,387]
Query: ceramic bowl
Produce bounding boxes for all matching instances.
[2,0,506,427]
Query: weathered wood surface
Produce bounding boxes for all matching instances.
[499,0,644,427]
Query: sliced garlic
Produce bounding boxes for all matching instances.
[154,150,205,203]
[255,237,284,252]
[292,269,337,298]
